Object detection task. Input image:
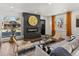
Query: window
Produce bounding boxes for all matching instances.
[1,16,22,38]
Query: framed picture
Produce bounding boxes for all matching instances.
[55,14,66,31]
[55,14,66,36]
[76,18,79,27]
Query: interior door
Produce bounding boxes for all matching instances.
[41,20,45,35]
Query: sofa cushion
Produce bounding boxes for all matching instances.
[69,37,79,51]
[63,44,72,53]
[72,47,79,56]
[53,32,61,40]
[63,36,79,54]
[52,32,64,41]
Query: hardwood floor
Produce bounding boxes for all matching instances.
[0,42,17,56]
[0,40,35,56]
[0,39,66,56]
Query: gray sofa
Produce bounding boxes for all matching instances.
[51,36,79,56]
[34,36,79,56]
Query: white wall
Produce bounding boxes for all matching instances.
[40,16,52,35]
[40,10,79,38]
[54,10,79,38]
[40,14,67,36]
[45,16,52,35]
[54,10,79,37]
[72,10,79,37]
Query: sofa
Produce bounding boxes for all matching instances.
[49,36,79,56]
[33,36,79,56]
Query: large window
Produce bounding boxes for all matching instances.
[0,16,22,38]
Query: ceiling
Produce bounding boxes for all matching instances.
[0,3,79,16]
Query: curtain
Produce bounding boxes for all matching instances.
[66,12,72,37]
[52,16,56,36]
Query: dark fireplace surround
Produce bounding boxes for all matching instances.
[23,13,41,41]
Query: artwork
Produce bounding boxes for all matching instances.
[28,16,38,26]
[76,19,79,27]
[56,14,66,29]
[55,14,66,36]
[76,15,79,27]
[57,17,64,28]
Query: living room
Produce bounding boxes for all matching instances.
[0,3,79,56]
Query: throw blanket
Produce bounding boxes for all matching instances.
[50,47,72,56]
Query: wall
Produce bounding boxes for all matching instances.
[72,10,79,37]
[40,14,66,36]
[1,10,79,41]
[54,11,78,38]
[40,10,79,38]
[40,16,52,35]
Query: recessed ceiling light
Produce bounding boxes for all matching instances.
[10,6,14,9]
[48,3,52,5]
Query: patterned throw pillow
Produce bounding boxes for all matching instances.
[63,44,72,53]
[69,37,79,52]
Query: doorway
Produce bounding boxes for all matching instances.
[41,20,45,35]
